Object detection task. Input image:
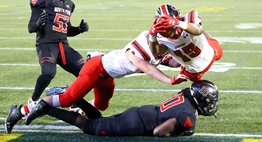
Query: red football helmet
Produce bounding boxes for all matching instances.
[155,4,182,20]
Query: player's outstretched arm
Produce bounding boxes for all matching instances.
[153,118,179,137]
[179,22,203,35]
[125,50,173,85]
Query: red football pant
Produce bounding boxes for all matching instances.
[59,56,115,110]
[180,38,223,81]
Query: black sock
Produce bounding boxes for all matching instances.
[75,99,102,119]
[32,75,53,101]
[43,104,79,126]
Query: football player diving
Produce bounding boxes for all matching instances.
[25,80,219,137]
[148,4,223,83]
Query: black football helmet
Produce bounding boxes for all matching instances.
[190,80,219,117]
[155,4,181,19]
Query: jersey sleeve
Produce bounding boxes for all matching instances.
[30,0,46,9]
[28,0,46,33]
[182,10,202,25]
[176,110,197,136]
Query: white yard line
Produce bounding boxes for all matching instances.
[0,124,261,137]
[0,47,262,53]
[0,87,262,94]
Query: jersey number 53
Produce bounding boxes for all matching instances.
[52,13,69,33]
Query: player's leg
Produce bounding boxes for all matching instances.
[58,43,85,77]
[25,99,87,130]
[25,56,105,125]
[208,38,223,61]
[56,44,87,115]
[91,78,115,111]
[83,107,146,136]
[31,44,59,101]
[5,44,59,133]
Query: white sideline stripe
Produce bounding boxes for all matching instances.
[0,87,262,94]
[0,124,261,138]
[0,47,262,53]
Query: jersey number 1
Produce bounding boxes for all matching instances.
[160,93,185,112]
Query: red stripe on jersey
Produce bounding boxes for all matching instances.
[160,5,168,15]
[131,40,151,60]
[31,0,38,6]
[184,117,193,128]
[188,10,195,23]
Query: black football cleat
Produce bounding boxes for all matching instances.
[25,99,47,125]
[5,105,24,134]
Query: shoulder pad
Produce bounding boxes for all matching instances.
[30,0,45,7]
[182,10,202,24]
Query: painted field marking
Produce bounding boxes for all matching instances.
[0,87,262,94]
[0,62,261,73]
[1,36,262,44]
[1,47,262,53]
[0,124,261,138]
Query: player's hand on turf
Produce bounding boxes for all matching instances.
[36,10,48,27]
[79,19,89,33]
[171,74,188,85]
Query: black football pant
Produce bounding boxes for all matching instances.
[32,42,84,100]
[83,107,147,136]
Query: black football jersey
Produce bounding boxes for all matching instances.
[30,0,75,44]
[139,89,197,133]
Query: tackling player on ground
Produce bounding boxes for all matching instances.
[25,80,219,137]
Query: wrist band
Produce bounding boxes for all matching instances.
[179,21,188,30]
[148,34,157,42]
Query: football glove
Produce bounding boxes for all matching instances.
[171,74,188,85]
[159,15,180,29]
[46,86,68,96]
[36,9,48,27]
[79,19,89,33]
[148,18,168,35]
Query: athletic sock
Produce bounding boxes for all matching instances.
[32,75,53,101]
[43,104,79,126]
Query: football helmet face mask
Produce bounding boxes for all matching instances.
[190,80,219,117]
[155,4,182,19]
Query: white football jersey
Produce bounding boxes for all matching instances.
[102,31,158,78]
[157,10,214,73]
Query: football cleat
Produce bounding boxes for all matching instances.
[46,86,68,96]
[69,106,87,117]
[69,105,80,112]
[25,99,47,125]
[5,105,24,134]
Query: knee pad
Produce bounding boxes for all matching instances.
[41,62,57,78]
